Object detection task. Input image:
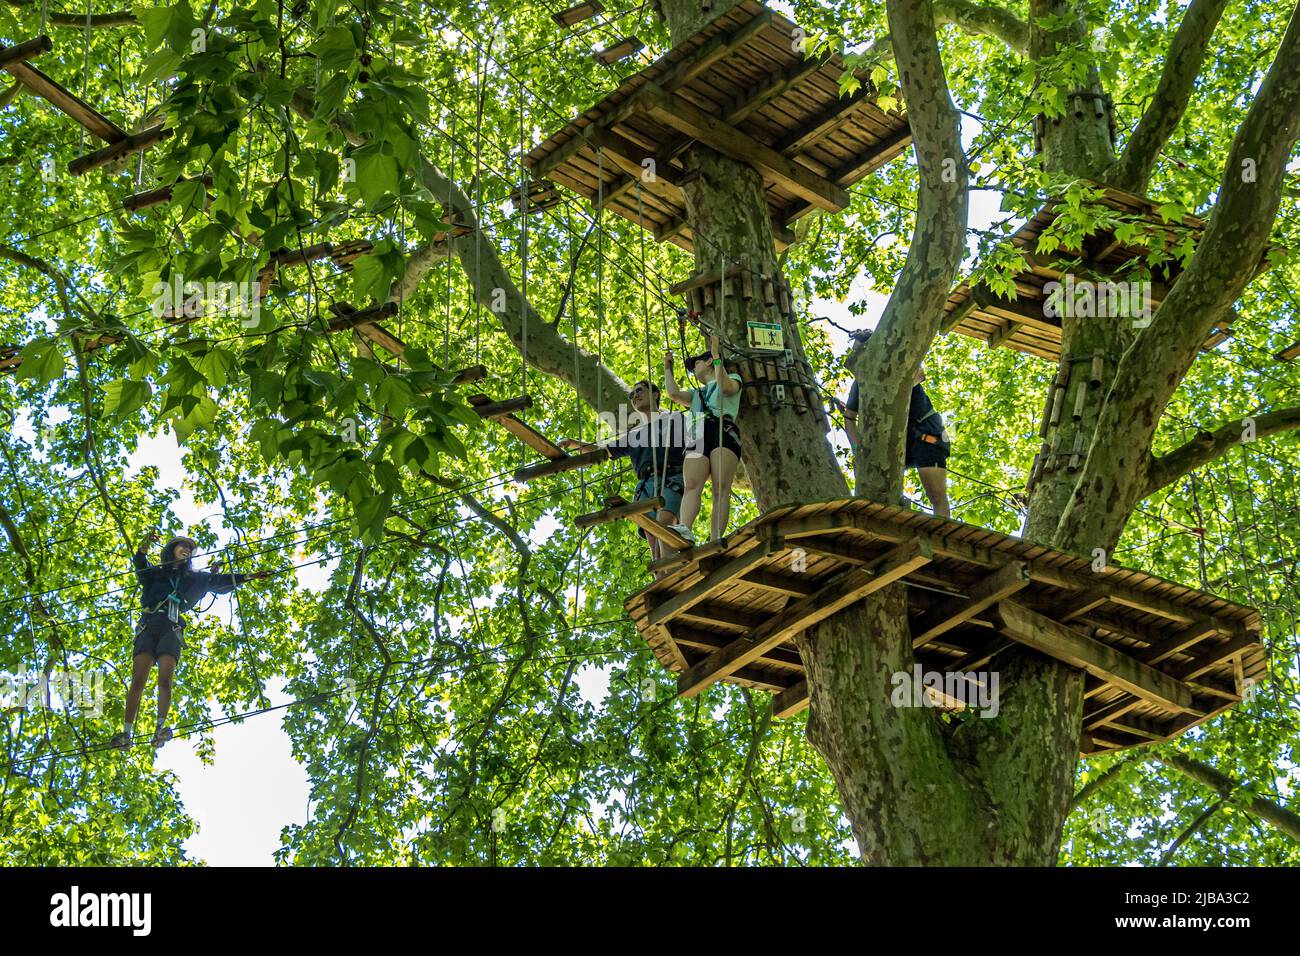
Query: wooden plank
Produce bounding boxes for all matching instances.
[677,537,933,697]
[69,125,171,176]
[735,568,818,597]
[552,1,604,27]
[122,174,213,212]
[594,37,643,65]
[647,537,774,625]
[627,510,692,551]
[469,394,534,419]
[354,322,405,356]
[1274,341,1300,362]
[772,679,809,718]
[998,601,1195,714]
[515,447,608,482]
[639,84,850,211]
[576,496,663,528]
[669,623,803,668]
[910,561,1031,649]
[2,60,126,142]
[668,261,748,297]
[729,53,834,125]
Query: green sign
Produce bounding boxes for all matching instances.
[747,321,783,351]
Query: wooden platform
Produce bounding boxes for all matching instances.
[624,497,1264,755]
[941,187,1266,362]
[524,0,911,253]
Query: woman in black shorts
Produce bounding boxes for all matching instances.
[664,334,743,542]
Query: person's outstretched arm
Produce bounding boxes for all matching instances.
[132,530,158,581]
[662,350,693,407]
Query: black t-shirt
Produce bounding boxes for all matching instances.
[604,410,690,474]
[845,382,947,443]
[133,552,248,622]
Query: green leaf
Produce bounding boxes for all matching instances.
[102,379,153,420]
[14,340,65,387]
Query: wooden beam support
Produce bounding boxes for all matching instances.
[69,125,171,176]
[0,36,52,69]
[910,561,1031,649]
[576,496,663,528]
[998,601,1196,714]
[1169,632,1260,682]
[669,623,802,668]
[647,537,774,625]
[638,85,850,211]
[1136,620,1219,666]
[677,537,934,698]
[772,679,809,718]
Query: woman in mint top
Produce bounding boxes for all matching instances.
[664,334,744,543]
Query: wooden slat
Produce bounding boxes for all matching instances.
[662,8,774,91]
[677,537,934,697]
[998,601,1195,714]
[552,1,604,27]
[772,83,882,155]
[594,38,643,65]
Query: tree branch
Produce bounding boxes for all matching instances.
[289,88,627,416]
[1144,405,1300,497]
[1158,798,1223,865]
[863,0,1029,64]
[1,1,136,27]
[850,0,969,504]
[1107,0,1231,193]
[1153,752,1300,843]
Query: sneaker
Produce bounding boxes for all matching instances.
[670,524,696,546]
[152,726,173,748]
[109,731,131,752]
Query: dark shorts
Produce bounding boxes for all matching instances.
[687,415,742,460]
[907,434,950,470]
[134,614,184,662]
[634,471,685,539]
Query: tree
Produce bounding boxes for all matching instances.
[0,0,1296,865]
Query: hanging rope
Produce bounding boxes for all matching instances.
[596,147,605,418]
[518,79,528,414]
[473,45,483,365]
